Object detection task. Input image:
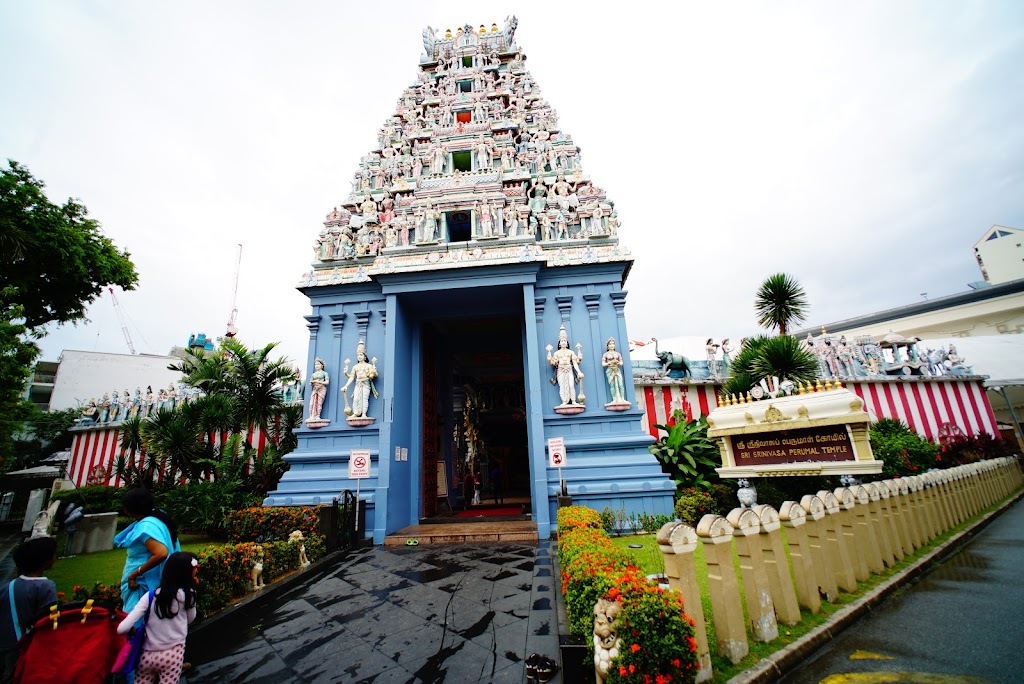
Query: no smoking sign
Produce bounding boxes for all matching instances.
[349,449,371,479]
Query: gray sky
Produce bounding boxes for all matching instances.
[2,1,1022,370]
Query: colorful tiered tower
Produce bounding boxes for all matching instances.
[266,19,675,542]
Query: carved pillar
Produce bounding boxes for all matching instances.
[378,308,387,334]
[779,501,820,614]
[726,508,778,642]
[329,313,347,422]
[817,491,857,593]
[800,495,837,602]
[852,486,884,575]
[657,523,712,682]
[833,488,869,582]
[304,314,322,417]
[354,311,371,341]
[555,295,573,324]
[866,483,896,566]
[582,293,603,403]
[696,514,748,664]
[753,505,800,626]
[876,482,906,562]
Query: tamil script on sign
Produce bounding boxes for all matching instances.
[730,426,855,466]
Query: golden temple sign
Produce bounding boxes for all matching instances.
[730,426,855,467]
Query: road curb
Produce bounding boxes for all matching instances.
[726,488,1024,684]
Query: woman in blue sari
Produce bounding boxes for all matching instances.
[114,489,181,613]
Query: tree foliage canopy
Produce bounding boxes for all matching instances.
[1,160,139,327]
[754,272,809,336]
[0,160,138,468]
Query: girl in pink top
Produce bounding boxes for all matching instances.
[118,552,198,684]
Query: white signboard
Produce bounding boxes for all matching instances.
[547,437,567,468]
[348,450,371,479]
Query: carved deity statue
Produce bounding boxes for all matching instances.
[706,338,720,379]
[342,340,379,421]
[307,357,329,422]
[546,325,584,408]
[476,199,496,237]
[602,338,627,406]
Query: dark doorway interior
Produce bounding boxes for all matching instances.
[421,315,530,519]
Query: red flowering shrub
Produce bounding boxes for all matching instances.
[558,506,700,683]
[225,506,321,542]
[71,581,123,609]
[939,433,1014,467]
[673,489,716,527]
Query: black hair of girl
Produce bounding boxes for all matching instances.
[154,551,198,619]
[122,488,178,544]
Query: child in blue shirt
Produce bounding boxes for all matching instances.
[0,537,58,684]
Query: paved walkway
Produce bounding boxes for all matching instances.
[187,540,562,683]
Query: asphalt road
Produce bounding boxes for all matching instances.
[780,497,1024,684]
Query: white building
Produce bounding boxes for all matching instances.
[47,350,182,411]
[974,225,1024,286]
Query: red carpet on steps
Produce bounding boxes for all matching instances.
[453,505,524,518]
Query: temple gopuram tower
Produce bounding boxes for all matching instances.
[265,19,675,542]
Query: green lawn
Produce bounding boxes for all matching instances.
[47,532,222,596]
[608,501,1005,683]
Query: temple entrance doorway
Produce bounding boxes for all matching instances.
[419,314,531,522]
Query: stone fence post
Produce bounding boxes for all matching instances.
[779,501,820,614]
[866,483,897,566]
[799,495,837,602]
[753,504,801,626]
[876,481,906,562]
[727,508,778,642]
[817,491,857,593]
[833,488,868,583]
[657,522,712,682]
[696,514,748,664]
[852,486,883,574]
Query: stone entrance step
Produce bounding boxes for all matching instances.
[384,521,538,546]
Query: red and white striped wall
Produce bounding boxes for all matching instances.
[67,426,270,488]
[635,377,999,442]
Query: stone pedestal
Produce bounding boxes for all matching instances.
[752,505,801,626]
[71,512,119,554]
[726,508,778,642]
[696,514,748,664]
[779,501,820,614]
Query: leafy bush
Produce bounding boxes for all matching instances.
[70,581,122,609]
[939,433,1014,466]
[156,480,261,535]
[194,534,325,614]
[673,489,716,526]
[869,419,939,478]
[51,485,125,514]
[648,411,721,490]
[557,506,700,683]
[225,506,321,543]
[556,505,602,534]
[604,571,699,684]
[707,482,737,516]
[637,513,673,534]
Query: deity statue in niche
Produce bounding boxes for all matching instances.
[342,340,379,425]
[476,199,497,237]
[602,338,629,409]
[546,325,585,412]
[307,357,329,423]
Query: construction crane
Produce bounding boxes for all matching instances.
[108,287,137,355]
[225,243,242,338]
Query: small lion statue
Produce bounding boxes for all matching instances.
[289,530,310,567]
[593,598,622,684]
[251,544,265,590]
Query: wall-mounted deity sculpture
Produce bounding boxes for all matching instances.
[306,357,330,428]
[547,325,585,415]
[342,340,379,427]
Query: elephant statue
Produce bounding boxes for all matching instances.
[651,338,691,378]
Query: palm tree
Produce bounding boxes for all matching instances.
[721,335,817,397]
[140,407,201,482]
[754,273,809,336]
[223,339,298,440]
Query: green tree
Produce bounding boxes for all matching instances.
[648,409,721,490]
[0,161,138,467]
[754,272,809,335]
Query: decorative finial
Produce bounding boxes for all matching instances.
[833,378,843,389]
[815,379,824,392]
[491,23,498,33]
[824,378,833,391]
[821,326,828,334]
[746,391,753,403]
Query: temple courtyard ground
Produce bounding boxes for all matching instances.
[186,539,562,683]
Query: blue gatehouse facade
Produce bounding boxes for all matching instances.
[263,19,674,541]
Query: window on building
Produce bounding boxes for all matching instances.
[447,210,471,243]
[458,80,472,93]
[462,56,473,68]
[456,110,472,124]
[451,150,472,172]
